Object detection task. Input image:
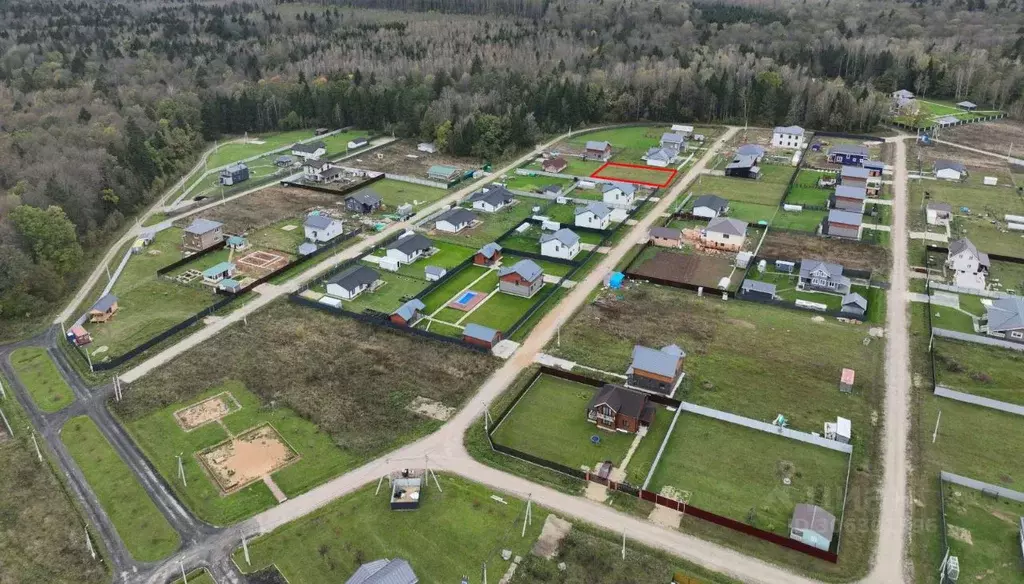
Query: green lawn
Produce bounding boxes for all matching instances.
[648,414,850,536]
[344,270,428,314]
[247,218,305,254]
[593,164,675,186]
[173,569,216,584]
[568,125,671,162]
[429,202,535,248]
[771,210,826,232]
[910,180,1024,257]
[503,175,574,193]
[785,184,832,207]
[933,338,1024,405]
[491,375,636,471]
[464,283,553,332]
[988,259,1024,292]
[319,131,370,156]
[542,202,582,225]
[561,158,605,177]
[690,175,788,205]
[206,129,320,169]
[942,486,1024,584]
[419,265,492,313]
[123,381,358,525]
[8,348,75,412]
[235,476,545,583]
[927,305,977,334]
[728,201,776,225]
[62,416,181,562]
[358,178,449,213]
[371,240,477,281]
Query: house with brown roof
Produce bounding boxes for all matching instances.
[542,157,568,173]
[586,384,655,433]
[649,226,682,248]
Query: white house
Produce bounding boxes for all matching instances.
[644,147,675,167]
[935,159,967,181]
[303,159,331,178]
[292,141,327,160]
[602,183,636,207]
[539,228,581,260]
[946,238,989,290]
[692,194,729,219]
[326,265,379,300]
[303,214,343,243]
[433,208,477,233]
[468,187,514,213]
[701,217,747,252]
[660,132,686,153]
[926,202,953,227]
[771,126,806,150]
[575,202,612,230]
[347,137,369,150]
[385,233,432,265]
[671,124,694,135]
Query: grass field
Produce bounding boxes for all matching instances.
[942,486,1024,584]
[9,347,76,412]
[343,270,427,314]
[428,202,535,248]
[206,130,324,169]
[123,381,356,524]
[0,391,109,584]
[419,265,492,313]
[503,174,574,193]
[463,283,552,332]
[648,414,849,536]
[357,178,449,212]
[62,416,181,562]
[727,201,776,225]
[933,337,1024,405]
[770,209,827,232]
[690,175,788,205]
[893,99,1002,129]
[909,179,1024,257]
[785,183,832,207]
[591,163,676,187]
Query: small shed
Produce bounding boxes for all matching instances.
[66,325,92,346]
[89,294,119,323]
[825,417,852,443]
[424,265,447,282]
[298,242,317,256]
[463,323,502,349]
[218,278,242,293]
[226,235,248,250]
[775,260,795,274]
[391,474,422,510]
[957,101,977,111]
[984,176,998,186]
[789,504,836,552]
[839,368,855,393]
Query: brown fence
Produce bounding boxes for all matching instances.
[279,173,385,196]
[488,365,840,563]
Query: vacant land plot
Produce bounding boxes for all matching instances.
[933,338,1024,406]
[124,381,356,523]
[565,125,674,163]
[183,186,345,234]
[0,392,109,584]
[628,247,738,290]
[207,130,339,169]
[591,162,677,187]
[944,119,1024,157]
[62,416,180,562]
[894,100,1002,129]
[502,174,575,194]
[235,475,545,583]
[691,175,788,205]
[727,201,776,225]
[942,486,1024,584]
[770,209,827,233]
[425,202,535,248]
[648,414,849,537]
[988,259,1024,293]
[356,178,449,212]
[346,140,480,179]
[759,230,888,273]
[114,302,497,473]
[8,347,76,412]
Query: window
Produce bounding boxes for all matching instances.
[1012,331,1023,339]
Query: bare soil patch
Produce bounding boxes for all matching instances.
[945,120,1024,160]
[760,231,889,274]
[908,140,1009,173]
[531,514,573,559]
[180,186,348,234]
[198,424,299,494]
[236,249,290,277]
[173,391,241,431]
[406,396,455,421]
[946,524,973,545]
[346,139,480,177]
[629,249,736,290]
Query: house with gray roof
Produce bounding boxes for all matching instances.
[840,292,868,318]
[390,299,426,327]
[434,208,477,233]
[424,265,447,281]
[468,187,514,213]
[740,279,777,301]
[88,293,119,323]
[386,233,433,265]
[957,101,977,111]
[772,126,806,150]
[602,182,637,205]
[575,202,612,230]
[790,504,835,552]
[702,217,747,251]
[473,242,503,266]
[736,144,766,159]
[649,226,682,248]
[983,295,1024,343]
[344,558,418,584]
[934,159,968,181]
[346,191,383,214]
[182,218,225,251]
[291,140,327,159]
[219,162,249,186]
[540,228,581,260]
[584,140,612,161]
[326,265,379,300]
[946,237,989,290]
[823,209,863,240]
[298,242,318,256]
[725,153,761,179]
[627,344,685,394]
[586,384,655,434]
[462,323,502,349]
[831,185,867,213]
[692,194,729,219]
[926,202,953,227]
[660,132,686,153]
[498,259,544,298]
[644,147,676,168]
[304,214,343,242]
[799,259,851,294]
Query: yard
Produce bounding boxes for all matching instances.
[932,337,1024,406]
[419,264,493,313]
[770,210,827,233]
[647,414,850,537]
[502,174,575,194]
[758,230,889,273]
[368,239,477,281]
[341,270,428,314]
[356,178,449,212]
[689,174,788,206]
[909,179,1024,257]
[426,201,535,248]
[727,201,776,225]
[462,282,553,335]
[628,247,739,290]
[591,163,677,187]
[785,182,832,207]
[122,381,357,524]
[345,139,482,179]
[62,416,181,562]
[0,390,108,584]
[8,347,75,412]
[206,129,339,169]
[942,486,1024,584]
[893,99,1002,129]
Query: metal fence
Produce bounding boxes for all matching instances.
[279,173,385,196]
[385,173,450,190]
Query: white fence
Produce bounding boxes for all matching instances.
[514,168,578,180]
[941,471,1024,502]
[933,327,1024,352]
[677,401,853,454]
[929,282,1008,299]
[385,173,450,190]
[934,385,1024,417]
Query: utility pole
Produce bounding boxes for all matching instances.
[522,496,533,537]
[85,527,96,559]
[242,533,251,566]
[180,561,188,584]
[177,453,187,487]
[85,349,93,373]
[0,375,5,399]
[932,410,942,444]
[621,528,626,559]
[30,429,42,462]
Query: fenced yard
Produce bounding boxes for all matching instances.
[941,483,1024,584]
[909,179,1024,258]
[345,139,482,180]
[933,337,1024,406]
[627,247,738,291]
[426,202,536,249]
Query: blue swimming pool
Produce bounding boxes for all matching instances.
[457,291,477,304]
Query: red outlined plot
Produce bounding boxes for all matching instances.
[590,162,678,188]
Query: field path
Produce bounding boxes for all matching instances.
[932,137,1021,163]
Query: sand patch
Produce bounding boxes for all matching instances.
[585,481,608,503]
[531,515,573,559]
[280,224,298,231]
[406,396,455,421]
[648,503,682,529]
[174,392,242,431]
[198,424,299,494]
[947,524,973,545]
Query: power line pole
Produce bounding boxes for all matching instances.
[179,561,188,584]
[85,527,96,559]
[30,428,42,462]
[242,532,251,566]
[932,410,942,444]
[0,375,5,399]
[177,453,187,487]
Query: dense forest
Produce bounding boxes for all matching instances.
[1,0,1023,329]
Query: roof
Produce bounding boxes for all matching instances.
[463,323,500,343]
[347,191,382,207]
[541,184,562,193]
[202,261,235,278]
[184,218,223,235]
[90,293,118,312]
[303,157,327,167]
[661,132,686,143]
[800,259,845,280]
[649,226,682,240]
[927,202,953,213]
[894,89,914,99]
[790,504,836,540]
[935,159,967,173]
[602,182,637,195]
[219,278,240,289]
[827,209,863,226]
[948,238,981,259]
[741,280,777,295]
[427,164,460,176]
[321,167,345,179]
[726,153,759,170]
[349,136,369,144]
[435,208,477,226]
[646,147,674,162]
[828,144,869,157]
[69,325,88,336]
[477,242,502,259]
[586,384,650,419]
[774,125,805,135]
[276,155,294,163]
[498,258,543,282]
[540,228,580,247]
[841,165,870,179]
[842,292,868,310]
[292,141,326,153]
[304,214,337,229]
[585,140,610,151]
[705,217,747,236]
[392,299,426,321]
[387,233,432,256]
[629,345,682,378]
[736,144,765,157]
[862,160,885,170]
[576,202,612,219]
[223,162,248,173]
[986,295,1024,332]
[841,368,855,385]
[542,156,567,168]
[957,101,977,108]
[226,235,246,246]
[345,558,418,584]
[936,115,959,125]
[693,194,729,212]
[424,265,446,276]
[328,265,379,291]
[470,187,513,207]
[834,185,867,200]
